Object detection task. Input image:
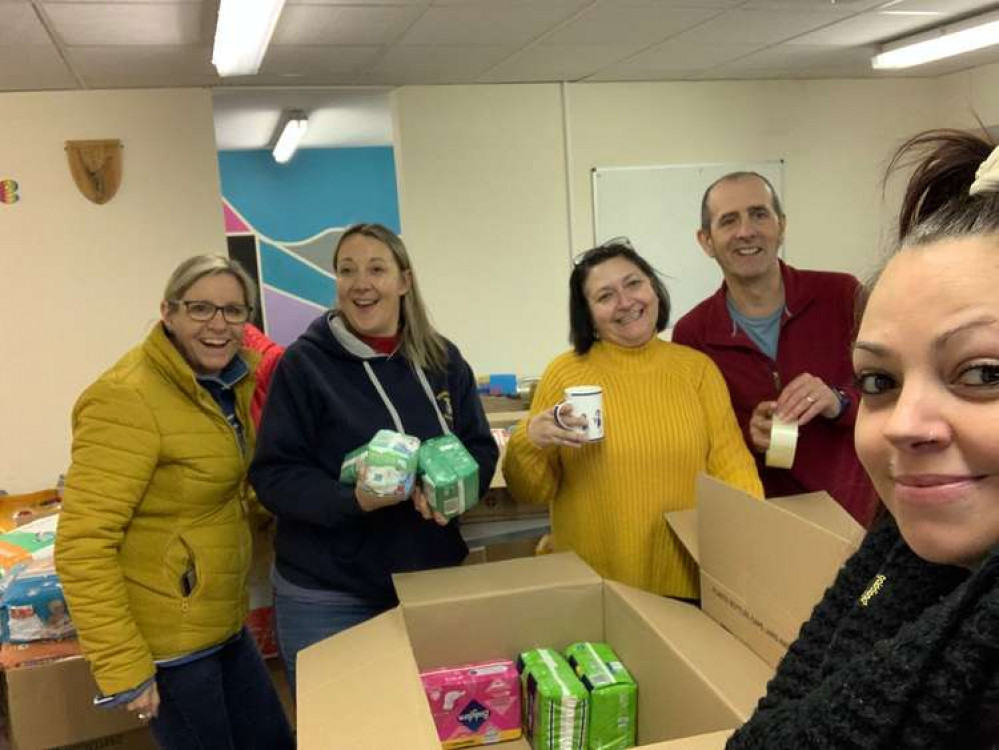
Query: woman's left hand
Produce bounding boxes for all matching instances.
[126,682,159,722]
[412,485,449,526]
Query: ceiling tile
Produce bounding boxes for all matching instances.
[879,0,998,13]
[363,45,514,84]
[0,4,50,44]
[739,0,882,9]
[478,43,639,82]
[670,7,858,46]
[66,44,218,87]
[273,5,425,45]
[397,5,584,45]
[599,36,762,73]
[287,0,427,4]
[542,5,719,46]
[258,45,384,83]
[0,44,77,89]
[44,3,205,45]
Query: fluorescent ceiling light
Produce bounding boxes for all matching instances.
[273,112,309,164]
[872,9,999,70]
[212,0,287,77]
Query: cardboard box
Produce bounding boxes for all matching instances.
[4,656,148,750]
[298,476,863,749]
[668,476,865,668]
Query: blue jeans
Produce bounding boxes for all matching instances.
[274,589,386,697]
[149,627,294,750]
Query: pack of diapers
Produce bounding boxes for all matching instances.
[564,642,637,750]
[421,659,522,748]
[1,559,74,643]
[418,435,480,520]
[0,513,58,581]
[518,648,589,750]
[339,430,420,497]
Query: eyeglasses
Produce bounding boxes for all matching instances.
[572,236,634,265]
[172,300,253,324]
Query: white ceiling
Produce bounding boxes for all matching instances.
[3,0,999,149]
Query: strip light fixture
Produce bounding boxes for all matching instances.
[212,0,288,77]
[872,9,999,70]
[273,111,309,164]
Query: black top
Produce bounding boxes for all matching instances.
[728,516,999,750]
[249,312,498,607]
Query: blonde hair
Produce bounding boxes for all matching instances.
[333,224,448,372]
[163,254,257,311]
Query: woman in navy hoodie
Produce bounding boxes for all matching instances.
[249,223,498,692]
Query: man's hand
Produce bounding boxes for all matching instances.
[775,373,840,425]
[749,400,777,453]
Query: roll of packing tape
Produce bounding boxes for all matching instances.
[766,418,799,469]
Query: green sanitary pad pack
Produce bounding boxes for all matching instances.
[564,642,637,750]
[517,648,589,750]
[339,429,420,497]
[417,435,480,519]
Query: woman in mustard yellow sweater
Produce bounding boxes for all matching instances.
[503,240,762,599]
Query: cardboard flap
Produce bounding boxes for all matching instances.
[393,551,600,606]
[696,475,862,667]
[768,492,866,546]
[642,730,734,749]
[297,608,440,750]
[665,509,699,564]
[605,581,770,741]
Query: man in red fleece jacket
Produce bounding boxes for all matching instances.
[672,172,875,525]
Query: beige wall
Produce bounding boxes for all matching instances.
[392,84,572,379]
[393,76,955,377]
[0,88,225,493]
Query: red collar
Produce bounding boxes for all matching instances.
[359,333,400,355]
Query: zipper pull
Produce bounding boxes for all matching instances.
[772,370,782,395]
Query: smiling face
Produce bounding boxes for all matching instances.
[335,233,411,338]
[583,256,659,348]
[853,236,999,569]
[160,272,247,376]
[697,175,785,286]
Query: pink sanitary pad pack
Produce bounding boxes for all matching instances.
[420,659,522,749]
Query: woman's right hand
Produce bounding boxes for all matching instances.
[526,404,589,450]
[354,464,409,512]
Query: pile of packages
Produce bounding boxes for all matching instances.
[341,429,481,520]
[0,493,79,670]
[420,642,638,750]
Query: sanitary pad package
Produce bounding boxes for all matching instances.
[339,430,420,497]
[418,435,480,519]
[564,642,637,750]
[421,659,522,749]
[518,648,589,750]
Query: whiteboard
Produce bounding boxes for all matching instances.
[592,160,784,328]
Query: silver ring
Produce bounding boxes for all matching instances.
[138,713,150,721]
[805,395,815,404]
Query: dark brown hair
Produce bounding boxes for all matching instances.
[569,240,670,355]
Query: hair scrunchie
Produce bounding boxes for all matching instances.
[970,143,999,196]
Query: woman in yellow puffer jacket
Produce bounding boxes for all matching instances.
[55,255,294,750]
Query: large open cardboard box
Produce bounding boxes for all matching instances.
[298,477,864,749]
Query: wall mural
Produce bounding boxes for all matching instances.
[223,198,340,348]
[218,146,400,348]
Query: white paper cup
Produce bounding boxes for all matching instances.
[555,385,604,442]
